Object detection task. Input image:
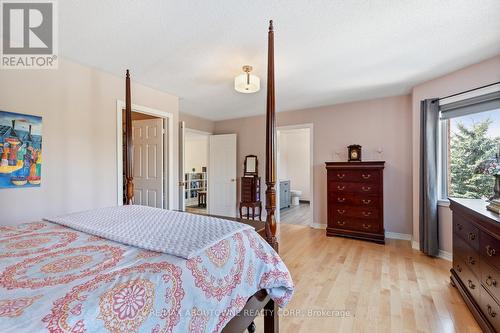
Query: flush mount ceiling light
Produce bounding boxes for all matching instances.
[234,65,260,93]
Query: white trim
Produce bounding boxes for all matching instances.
[310,223,326,229]
[412,240,420,250]
[116,100,174,210]
[438,250,452,262]
[438,199,450,207]
[277,123,314,227]
[185,128,212,136]
[439,83,500,105]
[385,232,412,241]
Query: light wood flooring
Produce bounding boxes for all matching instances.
[280,202,312,226]
[253,224,481,333]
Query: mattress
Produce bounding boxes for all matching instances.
[0,213,293,333]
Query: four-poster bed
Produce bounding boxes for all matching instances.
[122,21,282,332]
[0,21,291,333]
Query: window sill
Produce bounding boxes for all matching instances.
[438,199,450,207]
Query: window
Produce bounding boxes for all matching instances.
[438,85,500,201]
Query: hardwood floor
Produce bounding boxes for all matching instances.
[280,202,312,226]
[253,224,481,333]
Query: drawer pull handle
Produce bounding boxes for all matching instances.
[337,197,346,203]
[488,305,497,318]
[467,256,476,265]
[362,174,371,179]
[362,186,372,192]
[487,245,497,257]
[486,276,497,287]
[468,233,476,241]
[337,221,346,226]
[362,199,372,204]
[362,211,372,217]
[457,223,463,231]
[337,209,346,215]
[337,174,345,179]
[468,280,475,289]
[337,185,346,191]
[362,223,371,230]
[456,264,462,272]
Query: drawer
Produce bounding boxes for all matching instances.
[454,256,481,301]
[333,206,379,220]
[480,230,500,271]
[453,215,479,251]
[328,181,380,195]
[329,194,379,207]
[331,217,380,233]
[481,260,500,304]
[280,181,290,189]
[479,286,500,331]
[328,170,380,184]
[454,235,480,274]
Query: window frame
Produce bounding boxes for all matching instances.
[437,83,500,205]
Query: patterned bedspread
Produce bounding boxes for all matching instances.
[0,220,294,333]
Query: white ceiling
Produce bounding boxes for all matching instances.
[59,1,500,121]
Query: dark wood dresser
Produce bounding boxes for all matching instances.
[325,161,385,244]
[450,198,500,333]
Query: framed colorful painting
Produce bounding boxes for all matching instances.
[0,111,42,188]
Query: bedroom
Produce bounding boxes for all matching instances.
[1,1,500,332]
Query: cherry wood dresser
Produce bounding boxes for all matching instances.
[450,198,500,333]
[325,161,385,244]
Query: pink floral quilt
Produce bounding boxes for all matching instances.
[0,220,294,333]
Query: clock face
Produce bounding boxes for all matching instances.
[351,150,358,159]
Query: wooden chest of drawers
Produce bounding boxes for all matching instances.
[325,161,385,244]
[450,198,500,333]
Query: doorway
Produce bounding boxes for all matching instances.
[184,129,209,214]
[116,101,174,209]
[277,125,313,226]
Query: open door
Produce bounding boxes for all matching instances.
[209,134,237,217]
[178,121,186,211]
[132,118,164,208]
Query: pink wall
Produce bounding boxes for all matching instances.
[179,112,215,133]
[411,55,500,253]
[215,95,413,234]
[0,58,179,225]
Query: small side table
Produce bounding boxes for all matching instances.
[198,191,207,207]
[239,201,262,221]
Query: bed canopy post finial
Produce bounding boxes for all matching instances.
[124,69,134,205]
[265,19,277,248]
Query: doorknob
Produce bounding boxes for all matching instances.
[231,179,236,182]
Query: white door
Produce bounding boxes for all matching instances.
[132,118,164,208]
[209,134,237,217]
[178,121,186,211]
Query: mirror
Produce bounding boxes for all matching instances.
[244,155,258,176]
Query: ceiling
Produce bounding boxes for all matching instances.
[59,1,500,121]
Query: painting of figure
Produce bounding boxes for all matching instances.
[0,111,42,188]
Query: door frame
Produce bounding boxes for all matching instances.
[183,128,211,211]
[116,100,174,209]
[277,123,314,226]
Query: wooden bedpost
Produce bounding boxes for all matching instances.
[124,70,134,205]
[265,20,277,248]
[264,19,279,333]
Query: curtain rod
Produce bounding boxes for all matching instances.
[438,81,500,101]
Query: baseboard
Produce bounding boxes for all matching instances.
[412,240,419,250]
[310,223,326,229]
[438,249,452,261]
[384,232,412,241]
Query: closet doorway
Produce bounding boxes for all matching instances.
[277,124,313,226]
[116,101,174,209]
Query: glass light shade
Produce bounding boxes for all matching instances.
[234,73,260,93]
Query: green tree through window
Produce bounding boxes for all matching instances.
[449,118,500,199]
